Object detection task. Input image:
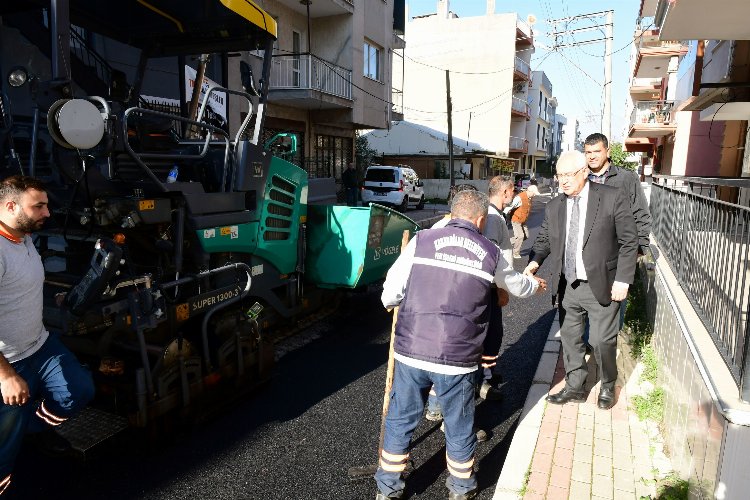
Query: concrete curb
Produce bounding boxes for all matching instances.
[492,312,562,499]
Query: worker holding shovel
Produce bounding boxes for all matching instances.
[375,190,546,500]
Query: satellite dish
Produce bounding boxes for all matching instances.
[527,14,537,26]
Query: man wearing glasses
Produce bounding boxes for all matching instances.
[524,151,638,410]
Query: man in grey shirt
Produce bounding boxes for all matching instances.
[0,176,94,496]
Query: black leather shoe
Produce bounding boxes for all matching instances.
[597,387,616,410]
[546,387,586,405]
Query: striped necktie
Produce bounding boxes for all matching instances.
[565,196,580,284]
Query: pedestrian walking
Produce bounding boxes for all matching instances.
[504,183,539,259]
[343,162,359,207]
[524,151,637,410]
[375,190,546,500]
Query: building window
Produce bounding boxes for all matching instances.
[364,41,381,81]
[536,124,541,150]
[538,91,543,115]
[314,135,353,196]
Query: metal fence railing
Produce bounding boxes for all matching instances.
[509,136,528,153]
[514,56,530,79]
[511,97,529,117]
[271,54,352,100]
[630,100,675,126]
[651,175,750,401]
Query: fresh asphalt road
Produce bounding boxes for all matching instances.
[10,195,558,500]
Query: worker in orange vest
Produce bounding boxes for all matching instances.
[504,182,539,259]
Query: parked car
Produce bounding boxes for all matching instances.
[515,173,532,191]
[361,165,425,211]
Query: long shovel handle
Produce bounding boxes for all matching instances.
[377,230,412,456]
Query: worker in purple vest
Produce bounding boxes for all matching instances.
[375,190,547,500]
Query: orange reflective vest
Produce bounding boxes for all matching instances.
[511,192,531,224]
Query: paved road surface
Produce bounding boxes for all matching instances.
[10,196,558,500]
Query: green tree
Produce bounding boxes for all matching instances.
[609,142,638,171]
[355,132,379,172]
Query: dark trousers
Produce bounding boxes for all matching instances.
[376,361,477,497]
[559,281,620,392]
[481,294,504,382]
[0,335,95,490]
[345,187,358,207]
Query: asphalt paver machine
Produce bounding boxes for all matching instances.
[0,0,418,451]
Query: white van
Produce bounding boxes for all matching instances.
[361,165,425,212]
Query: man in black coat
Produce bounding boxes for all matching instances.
[524,150,638,410]
[584,133,651,256]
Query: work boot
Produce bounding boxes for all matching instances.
[478,381,502,401]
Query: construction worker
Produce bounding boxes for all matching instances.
[376,190,546,500]
[0,176,95,496]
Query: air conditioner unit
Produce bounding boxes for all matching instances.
[513,83,525,94]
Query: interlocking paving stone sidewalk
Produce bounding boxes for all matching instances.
[493,315,674,499]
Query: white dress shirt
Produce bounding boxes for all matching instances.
[565,182,589,281]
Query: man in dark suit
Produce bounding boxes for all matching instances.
[524,150,638,410]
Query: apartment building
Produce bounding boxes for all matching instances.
[243,0,405,183]
[523,71,557,173]
[388,0,534,178]
[552,114,567,158]
[624,0,750,180]
[560,116,582,153]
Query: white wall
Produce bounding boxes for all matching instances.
[396,11,524,154]
[422,179,489,199]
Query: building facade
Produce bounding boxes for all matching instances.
[392,0,534,177]
[244,0,405,184]
[524,71,557,174]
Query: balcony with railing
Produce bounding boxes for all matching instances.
[513,56,531,81]
[628,100,676,138]
[633,28,687,79]
[630,76,663,99]
[509,136,528,154]
[511,97,530,119]
[269,54,353,109]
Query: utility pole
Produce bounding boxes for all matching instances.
[446,70,454,187]
[547,10,614,140]
[603,10,613,140]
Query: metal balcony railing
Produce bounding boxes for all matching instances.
[651,176,750,401]
[638,34,685,51]
[509,136,528,153]
[511,97,529,117]
[630,100,675,126]
[391,89,404,115]
[271,54,352,100]
[514,56,531,79]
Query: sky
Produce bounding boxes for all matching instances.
[405,0,642,143]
